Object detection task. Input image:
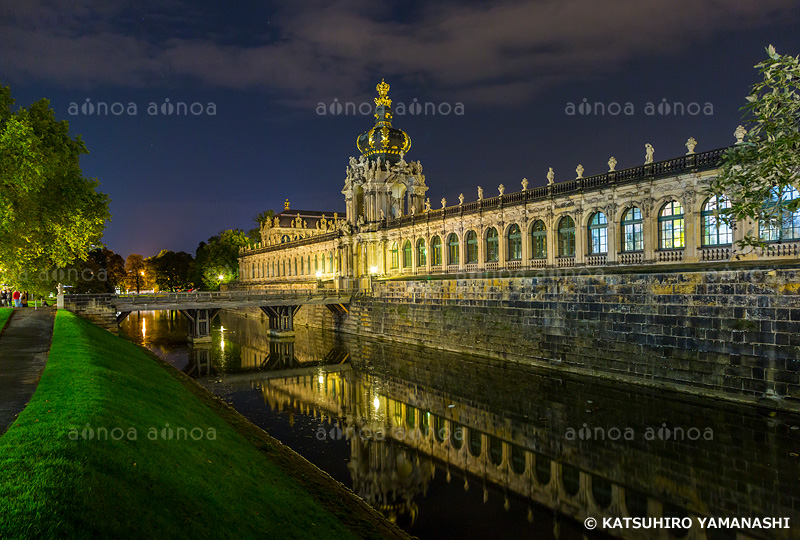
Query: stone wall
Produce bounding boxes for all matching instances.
[295,264,800,410]
[62,294,119,333]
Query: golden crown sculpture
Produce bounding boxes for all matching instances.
[374,79,392,107]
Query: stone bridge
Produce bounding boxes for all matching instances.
[61,289,353,341]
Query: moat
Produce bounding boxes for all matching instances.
[121,310,800,540]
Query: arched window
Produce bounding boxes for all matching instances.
[390,242,399,269]
[759,186,800,241]
[431,236,442,266]
[417,238,427,266]
[531,220,547,259]
[403,240,412,268]
[588,212,608,254]
[447,233,460,265]
[485,228,498,262]
[558,216,575,257]
[294,258,298,275]
[328,252,333,272]
[314,254,319,272]
[621,207,643,252]
[659,201,685,249]
[507,224,522,260]
[702,196,732,245]
[466,230,478,263]
[281,235,290,243]
[300,257,304,275]
[306,255,311,275]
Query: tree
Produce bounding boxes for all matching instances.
[146,250,194,291]
[0,83,110,295]
[124,254,150,293]
[193,229,248,290]
[709,46,800,249]
[248,209,275,245]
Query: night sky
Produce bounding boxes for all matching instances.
[3,0,800,258]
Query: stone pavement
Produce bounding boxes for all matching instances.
[0,307,55,435]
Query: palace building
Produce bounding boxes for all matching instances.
[238,81,800,289]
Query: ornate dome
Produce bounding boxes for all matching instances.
[356,79,411,164]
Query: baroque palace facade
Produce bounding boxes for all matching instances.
[238,81,800,288]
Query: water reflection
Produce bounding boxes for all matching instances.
[122,310,800,540]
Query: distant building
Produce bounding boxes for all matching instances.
[239,81,800,288]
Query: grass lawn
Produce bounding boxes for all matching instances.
[0,311,389,540]
[0,308,11,332]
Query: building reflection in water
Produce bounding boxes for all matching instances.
[129,311,800,540]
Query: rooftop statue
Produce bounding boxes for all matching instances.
[547,167,555,185]
[608,157,617,172]
[576,164,584,179]
[644,143,654,164]
[685,137,697,155]
[521,178,528,191]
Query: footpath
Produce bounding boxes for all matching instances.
[0,308,55,434]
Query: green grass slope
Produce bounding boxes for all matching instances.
[0,311,361,540]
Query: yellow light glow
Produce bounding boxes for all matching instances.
[218,274,225,280]
[318,375,324,384]
[141,319,146,339]
[373,396,380,410]
[315,271,322,278]
[370,266,378,275]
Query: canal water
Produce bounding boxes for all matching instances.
[121,310,800,540]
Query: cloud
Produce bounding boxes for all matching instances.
[1,0,796,106]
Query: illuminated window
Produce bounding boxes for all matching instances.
[702,196,732,245]
[507,224,522,260]
[531,220,547,259]
[558,216,575,256]
[484,228,498,262]
[659,201,684,249]
[589,212,608,254]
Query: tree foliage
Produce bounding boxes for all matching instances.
[193,229,248,290]
[145,250,195,291]
[710,46,800,249]
[0,83,110,292]
[124,254,154,293]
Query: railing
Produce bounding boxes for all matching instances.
[699,246,731,261]
[485,261,499,271]
[586,254,607,266]
[618,252,643,265]
[657,250,684,263]
[531,258,547,268]
[507,260,522,270]
[242,231,340,255]
[760,242,800,257]
[556,256,575,267]
[107,289,357,305]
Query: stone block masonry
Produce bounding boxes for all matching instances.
[297,265,800,411]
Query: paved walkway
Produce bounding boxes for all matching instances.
[0,308,55,435]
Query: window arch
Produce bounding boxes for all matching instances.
[417,238,427,266]
[321,253,326,273]
[447,233,460,265]
[588,212,608,254]
[659,201,685,249]
[431,236,442,266]
[402,240,412,268]
[306,255,311,275]
[558,216,575,257]
[466,230,478,263]
[531,220,547,259]
[507,224,522,260]
[702,196,732,245]
[328,252,334,273]
[759,186,800,241]
[314,254,319,272]
[390,242,399,269]
[484,227,498,262]
[621,207,643,252]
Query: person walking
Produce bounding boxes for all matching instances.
[21,291,28,308]
[0,289,6,307]
[12,290,21,308]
